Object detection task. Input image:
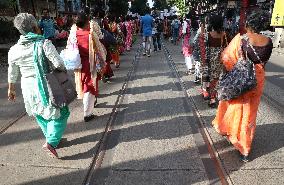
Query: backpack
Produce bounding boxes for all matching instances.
[157,22,163,33]
[101,28,117,47]
[174,20,179,30]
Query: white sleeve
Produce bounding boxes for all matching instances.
[43,39,65,70]
[8,46,20,83]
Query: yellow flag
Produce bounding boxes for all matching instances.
[271,0,284,26]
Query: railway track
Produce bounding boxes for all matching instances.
[162,43,232,185]
[83,45,142,185]
[83,43,232,185]
[1,39,282,185]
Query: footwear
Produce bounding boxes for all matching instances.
[208,101,217,108]
[42,143,59,158]
[84,114,95,122]
[147,54,151,57]
[94,97,97,107]
[194,77,200,84]
[102,75,110,83]
[208,98,217,108]
[186,69,194,75]
[102,75,107,83]
[240,154,249,162]
[222,136,231,144]
[143,52,146,56]
[202,91,210,100]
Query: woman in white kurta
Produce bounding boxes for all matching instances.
[8,13,69,158]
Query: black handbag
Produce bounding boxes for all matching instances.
[46,69,77,108]
[101,28,117,46]
[217,35,259,101]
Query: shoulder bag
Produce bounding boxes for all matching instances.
[45,59,77,108]
[217,35,259,101]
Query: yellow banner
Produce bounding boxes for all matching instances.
[271,0,284,26]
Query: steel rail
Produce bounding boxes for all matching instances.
[162,43,232,185]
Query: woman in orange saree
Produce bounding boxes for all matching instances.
[212,10,273,162]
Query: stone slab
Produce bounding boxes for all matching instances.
[0,165,87,185]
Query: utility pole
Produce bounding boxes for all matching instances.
[30,0,36,17]
[46,0,50,10]
[239,0,248,34]
[16,0,21,13]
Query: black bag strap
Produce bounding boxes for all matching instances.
[241,34,263,64]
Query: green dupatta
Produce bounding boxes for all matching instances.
[23,32,49,106]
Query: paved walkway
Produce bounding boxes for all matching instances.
[90,44,220,184]
[0,39,283,185]
[0,43,140,185]
[164,41,284,185]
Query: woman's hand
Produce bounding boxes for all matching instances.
[8,89,16,101]
[8,83,16,101]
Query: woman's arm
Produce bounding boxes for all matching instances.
[43,39,66,71]
[7,47,20,101]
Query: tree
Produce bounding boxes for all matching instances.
[0,0,17,9]
[0,0,20,15]
[109,0,129,17]
[89,0,129,16]
[168,0,189,16]
[153,0,170,11]
[168,0,222,16]
[130,0,150,16]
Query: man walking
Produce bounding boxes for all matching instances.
[39,9,56,40]
[171,15,181,45]
[152,18,163,51]
[141,8,154,57]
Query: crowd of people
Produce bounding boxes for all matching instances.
[7,6,273,163]
[173,10,272,162]
[7,7,144,158]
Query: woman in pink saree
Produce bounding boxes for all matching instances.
[125,15,133,51]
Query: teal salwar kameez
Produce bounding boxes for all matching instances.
[36,106,70,147]
[8,32,69,149]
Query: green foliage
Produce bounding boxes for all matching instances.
[168,0,221,16]
[0,0,17,9]
[168,0,188,16]
[153,0,170,10]
[130,0,150,16]
[108,0,129,16]
[88,0,128,16]
[0,17,19,44]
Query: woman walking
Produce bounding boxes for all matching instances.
[212,10,273,162]
[69,10,106,122]
[8,13,70,158]
[182,14,194,74]
[117,18,126,54]
[101,16,115,82]
[125,15,133,51]
[109,16,122,68]
[202,15,227,107]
